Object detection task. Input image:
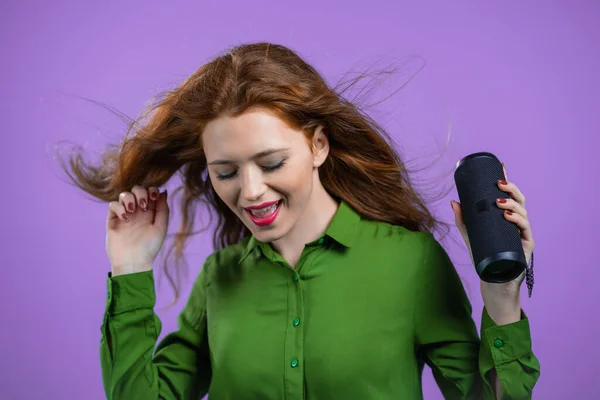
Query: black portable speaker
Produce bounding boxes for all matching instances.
[454,152,526,283]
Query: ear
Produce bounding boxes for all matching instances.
[311,126,329,168]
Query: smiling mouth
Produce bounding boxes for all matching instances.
[246,200,280,217]
[244,200,282,226]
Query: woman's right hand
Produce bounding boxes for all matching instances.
[106,185,170,276]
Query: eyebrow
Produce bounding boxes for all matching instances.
[208,147,290,165]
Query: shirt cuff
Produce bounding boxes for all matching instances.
[106,270,156,315]
[479,307,533,374]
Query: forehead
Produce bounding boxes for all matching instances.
[202,109,305,159]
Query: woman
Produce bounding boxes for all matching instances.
[64,42,539,399]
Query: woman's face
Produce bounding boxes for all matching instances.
[203,108,328,243]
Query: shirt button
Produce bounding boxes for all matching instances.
[494,339,504,348]
[291,359,299,368]
[293,318,300,327]
[293,274,299,282]
[317,237,324,244]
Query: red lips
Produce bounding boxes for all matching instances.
[244,200,279,210]
[244,200,282,227]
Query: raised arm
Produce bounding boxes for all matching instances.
[413,233,540,399]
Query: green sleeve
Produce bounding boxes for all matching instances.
[413,232,540,399]
[100,257,212,400]
[479,307,540,399]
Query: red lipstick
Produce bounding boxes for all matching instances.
[245,201,279,210]
[244,200,282,227]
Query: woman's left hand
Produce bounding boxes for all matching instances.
[451,163,535,320]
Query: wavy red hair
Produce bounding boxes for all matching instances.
[59,42,452,303]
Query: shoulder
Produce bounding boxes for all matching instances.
[355,218,454,273]
[365,221,462,287]
[210,236,253,267]
[198,236,253,285]
[357,218,439,255]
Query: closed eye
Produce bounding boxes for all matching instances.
[216,160,287,181]
[262,160,286,172]
[216,171,236,181]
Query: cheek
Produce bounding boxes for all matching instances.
[276,158,315,198]
[210,179,238,208]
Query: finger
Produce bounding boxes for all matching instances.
[450,200,465,226]
[502,162,507,181]
[131,185,149,211]
[496,197,528,219]
[451,200,470,245]
[498,179,526,207]
[148,186,160,202]
[504,209,534,243]
[153,190,170,228]
[107,201,128,228]
[147,186,160,213]
[119,191,137,213]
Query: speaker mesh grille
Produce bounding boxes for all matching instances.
[454,155,523,266]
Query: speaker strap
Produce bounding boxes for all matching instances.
[526,252,534,298]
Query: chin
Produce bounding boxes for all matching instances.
[251,228,286,243]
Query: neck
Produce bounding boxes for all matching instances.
[272,179,338,267]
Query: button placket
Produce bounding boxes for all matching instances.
[283,250,309,399]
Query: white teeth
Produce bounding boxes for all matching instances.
[250,202,279,218]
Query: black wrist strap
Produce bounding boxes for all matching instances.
[526,252,534,298]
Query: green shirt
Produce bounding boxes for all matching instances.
[101,201,540,399]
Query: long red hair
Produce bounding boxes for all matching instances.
[59,42,452,302]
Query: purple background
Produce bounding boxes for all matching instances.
[2,1,598,398]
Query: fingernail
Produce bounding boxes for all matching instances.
[505,210,513,215]
[498,179,507,185]
[497,198,507,203]
[140,199,147,210]
[122,214,129,222]
[127,203,135,212]
[150,192,158,201]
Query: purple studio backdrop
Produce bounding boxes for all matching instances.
[2,1,599,399]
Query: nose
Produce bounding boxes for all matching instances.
[240,167,266,203]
